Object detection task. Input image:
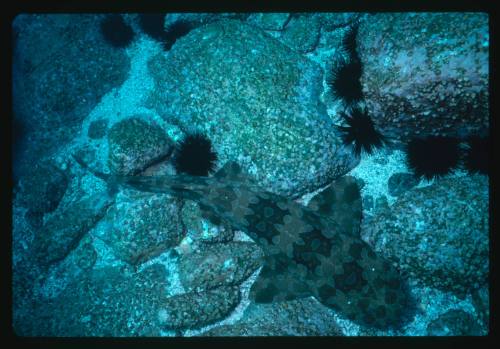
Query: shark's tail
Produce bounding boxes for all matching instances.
[72,154,119,195]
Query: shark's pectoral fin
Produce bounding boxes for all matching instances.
[307,176,362,237]
[214,161,256,184]
[249,253,313,303]
[198,202,223,226]
[214,161,241,179]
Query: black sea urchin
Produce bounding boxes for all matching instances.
[405,136,460,180]
[464,136,489,175]
[173,132,218,176]
[341,23,359,60]
[336,108,385,156]
[100,14,135,48]
[138,14,167,42]
[139,14,193,50]
[326,57,363,106]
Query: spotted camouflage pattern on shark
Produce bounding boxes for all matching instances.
[74,157,409,329]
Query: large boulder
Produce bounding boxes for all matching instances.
[316,13,361,31]
[201,297,344,336]
[99,191,184,265]
[246,13,290,31]
[180,200,235,243]
[16,264,169,336]
[178,241,264,291]
[358,13,488,143]
[17,160,68,215]
[361,174,488,296]
[34,193,112,267]
[107,117,174,175]
[158,286,241,330]
[164,13,251,31]
[281,15,321,53]
[426,309,483,336]
[12,14,131,176]
[147,19,358,197]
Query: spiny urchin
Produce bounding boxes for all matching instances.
[173,132,218,176]
[100,14,135,48]
[326,56,363,106]
[138,14,167,42]
[336,108,385,156]
[405,136,460,180]
[464,135,489,175]
[341,23,359,59]
[326,22,363,107]
[138,14,193,50]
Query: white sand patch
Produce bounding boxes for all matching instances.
[348,148,408,206]
[182,266,263,337]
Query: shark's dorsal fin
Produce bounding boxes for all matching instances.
[249,253,313,303]
[214,161,254,183]
[307,176,362,237]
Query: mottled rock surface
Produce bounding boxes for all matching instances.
[158,286,241,330]
[100,191,184,264]
[362,195,374,212]
[387,172,419,197]
[147,19,358,197]
[12,14,131,175]
[164,13,250,31]
[201,298,344,336]
[281,16,321,53]
[178,241,264,291]
[35,194,112,267]
[12,247,42,336]
[73,234,98,272]
[107,118,173,175]
[87,119,109,139]
[247,13,290,31]
[316,13,361,31]
[358,13,488,143]
[426,309,483,336]
[471,286,489,329]
[180,200,235,243]
[17,160,68,215]
[15,264,168,336]
[362,174,488,295]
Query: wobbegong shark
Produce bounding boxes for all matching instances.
[74,156,409,329]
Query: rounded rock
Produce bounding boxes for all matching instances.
[201,298,344,336]
[358,13,488,144]
[87,119,109,139]
[17,160,68,214]
[362,174,488,295]
[13,14,130,176]
[247,13,290,31]
[100,192,184,265]
[18,264,168,336]
[147,19,358,197]
[107,117,173,175]
[281,16,321,53]
[178,241,264,291]
[316,13,361,31]
[158,286,241,330]
[426,309,483,336]
[180,198,235,244]
[35,194,112,267]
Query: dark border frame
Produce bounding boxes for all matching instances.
[2,0,496,348]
